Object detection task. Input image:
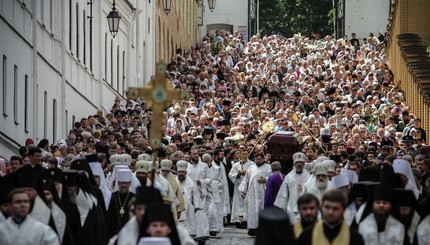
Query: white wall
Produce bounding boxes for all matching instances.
[345,0,390,39]
[0,0,156,160]
[200,0,248,40]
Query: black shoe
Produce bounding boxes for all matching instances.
[209,231,218,236]
[236,221,247,229]
[197,241,205,245]
[247,229,256,236]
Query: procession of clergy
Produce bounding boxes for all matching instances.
[1,144,430,245]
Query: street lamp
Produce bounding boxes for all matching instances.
[207,0,216,12]
[107,0,121,38]
[162,0,173,15]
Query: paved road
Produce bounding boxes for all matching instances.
[206,227,255,245]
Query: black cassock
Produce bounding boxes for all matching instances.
[107,191,136,238]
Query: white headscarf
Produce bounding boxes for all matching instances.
[89,162,111,209]
[393,159,419,199]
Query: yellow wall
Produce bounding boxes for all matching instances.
[156,0,198,62]
[387,0,430,141]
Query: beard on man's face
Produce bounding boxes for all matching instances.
[178,175,186,182]
[316,180,328,189]
[137,176,147,186]
[399,211,414,229]
[374,211,390,232]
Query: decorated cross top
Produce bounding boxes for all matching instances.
[127,62,189,149]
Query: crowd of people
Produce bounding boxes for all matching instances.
[0,29,430,245]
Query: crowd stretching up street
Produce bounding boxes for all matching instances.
[1,30,430,245]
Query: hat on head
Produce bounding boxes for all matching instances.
[135,186,163,206]
[255,207,295,245]
[346,146,355,155]
[348,182,367,203]
[329,175,350,189]
[396,150,405,156]
[176,160,188,172]
[222,119,231,126]
[110,154,123,165]
[63,170,79,187]
[203,127,214,135]
[160,159,173,171]
[216,132,227,140]
[121,154,132,166]
[145,203,173,225]
[381,138,393,146]
[114,110,126,118]
[70,159,90,172]
[330,155,341,163]
[135,160,148,174]
[395,188,418,209]
[323,160,336,172]
[142,160,154,172]
[314,162,328,175]
[117,169,133,182]
[85,154,99,163]
[342,169,358,183]
[193,136,203,145]
[137,153,152,161]
[293,152,306,164]
[372,184,394,203]
[48,168,63,183]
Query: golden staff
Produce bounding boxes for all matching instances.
[287,112,327,154]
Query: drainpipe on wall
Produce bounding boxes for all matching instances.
[98,0,104,108]
[60,0,67,140]
[32,0,39,141]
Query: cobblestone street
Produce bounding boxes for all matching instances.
[206,227,255,245]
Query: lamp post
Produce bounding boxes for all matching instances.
[162,0,173,15]
[107,0,121,38]
[207,0,216,12]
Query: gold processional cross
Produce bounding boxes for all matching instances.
[127,62,189,186]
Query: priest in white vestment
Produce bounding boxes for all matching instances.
[358,185,405,245]
[228,152,255,226]
[0,189,59,245]
[274,152,311,221]
[302,161,331,203]
[238,152,272,236]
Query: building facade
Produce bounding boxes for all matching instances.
[0,0,159,159]
[387,0,430,141]
[336,0,390,39]
[155,0,199,61]
[199,0,248,41]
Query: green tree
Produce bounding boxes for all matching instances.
[259,0,333,37]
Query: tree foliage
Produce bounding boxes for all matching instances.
[259,0,333,37]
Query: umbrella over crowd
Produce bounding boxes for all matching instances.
[0,29,430,245]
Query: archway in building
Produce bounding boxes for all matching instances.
[206,24,234,36]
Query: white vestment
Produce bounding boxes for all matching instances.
[116,216,140,245]
[176,175,204,236]
[114,216,196,245]
[359,213,404,245]
[274,169,311,220]
[405,211,420,244]
[417,214,430,245]
[187,161,209,197]
[220,157,231,215]
[345,202,359,226]
[238,163,272,229]
[0,216,59,245]
[228,160,255,223]
[204,163,224,232]
[302,178,330,203]
[0,211,6,224]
